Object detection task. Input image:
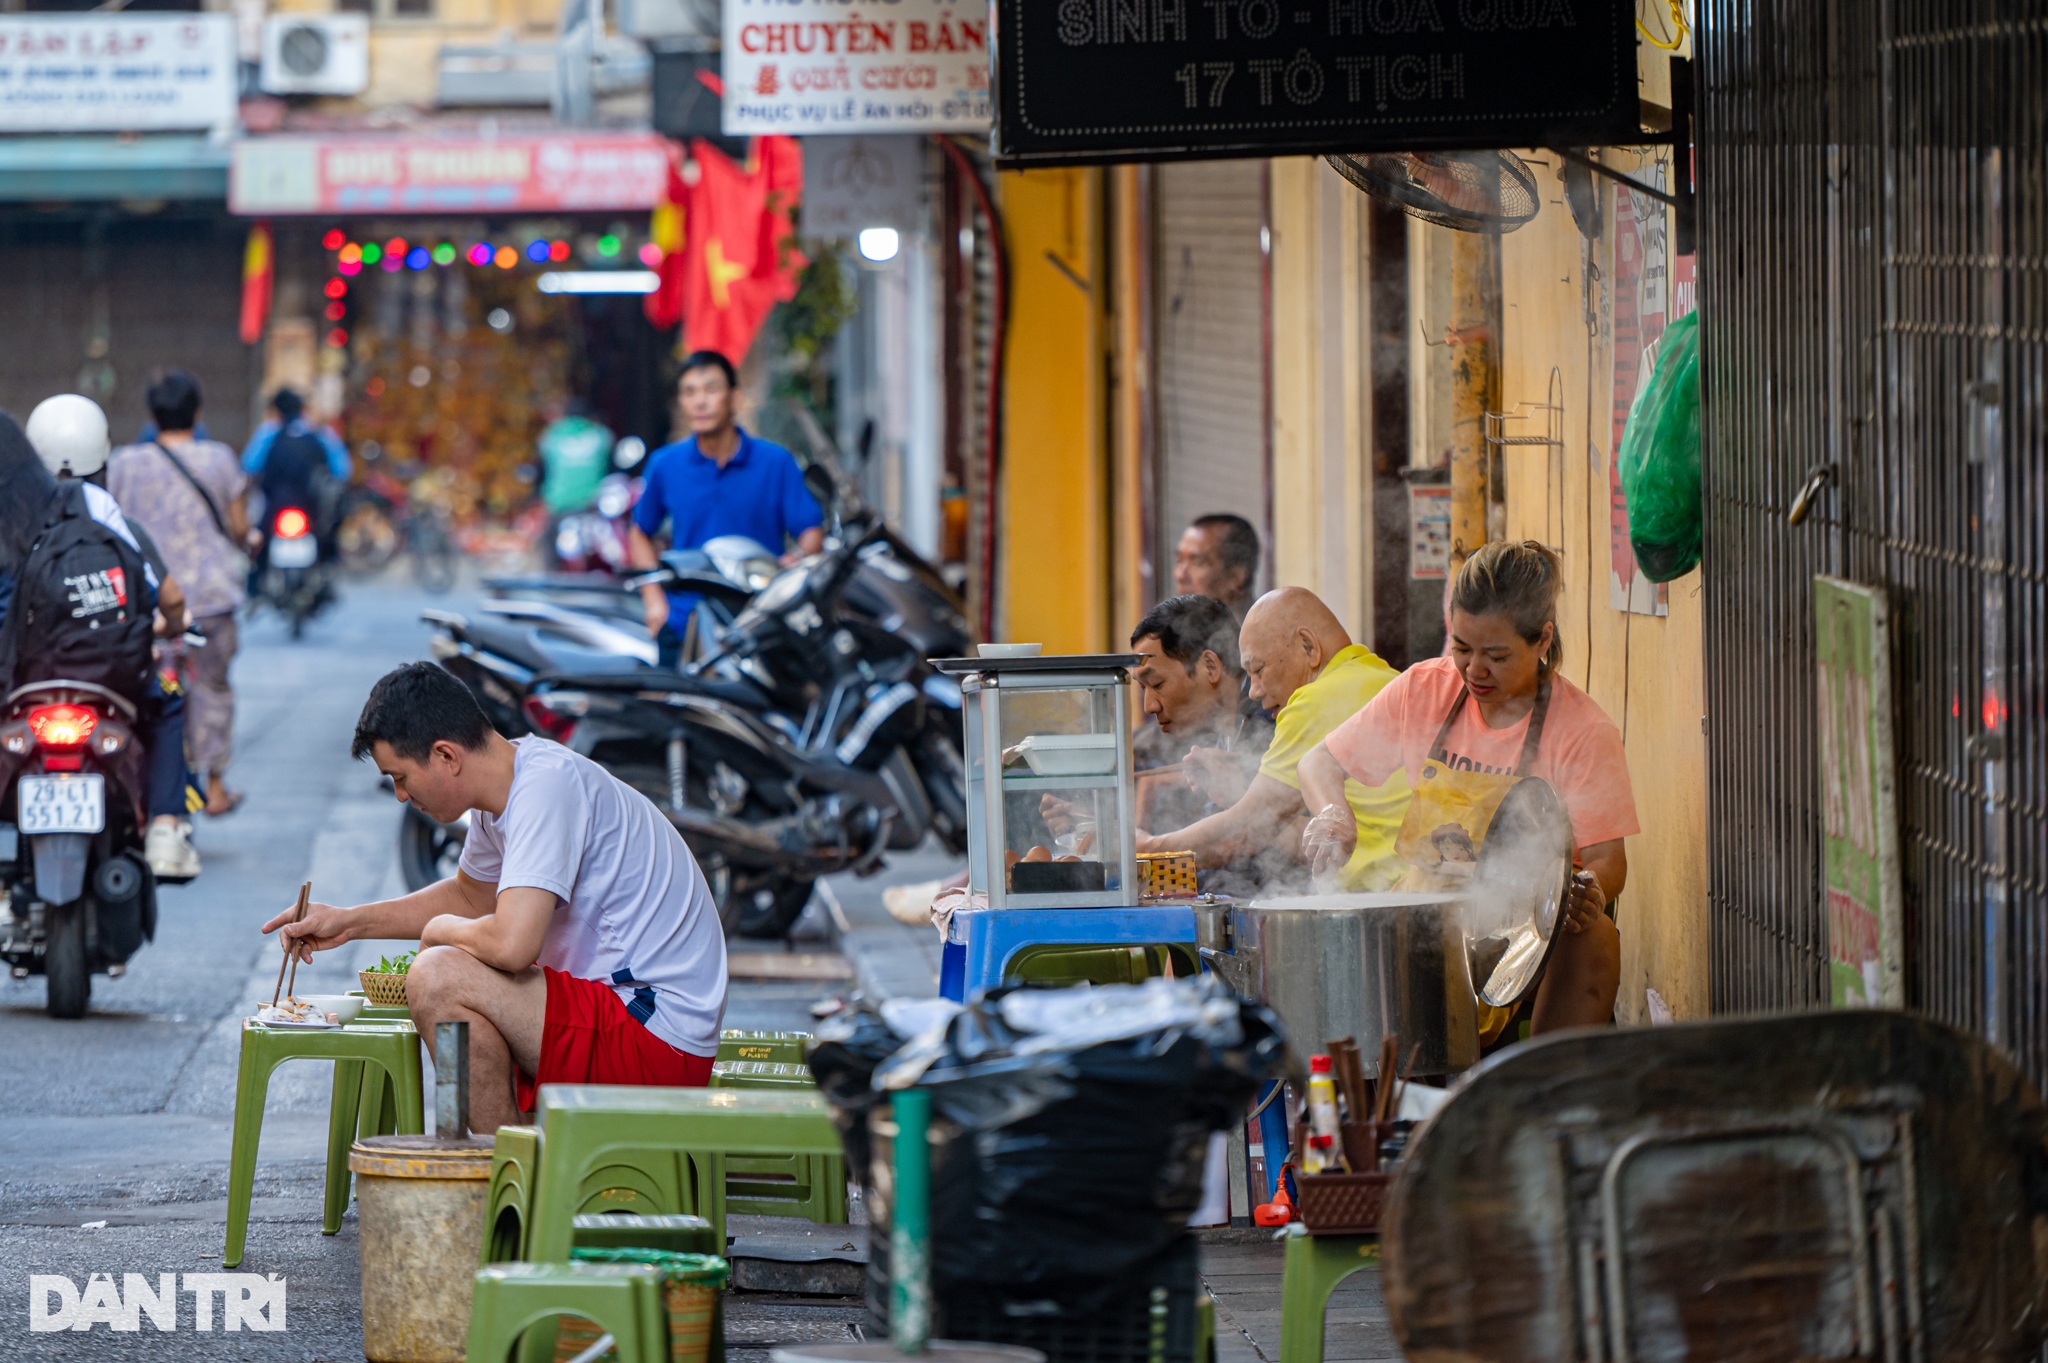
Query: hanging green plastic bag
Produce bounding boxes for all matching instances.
[1618,308,1702,582]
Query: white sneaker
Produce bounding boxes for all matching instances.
[882,878,945,926]
[145,823,201,881]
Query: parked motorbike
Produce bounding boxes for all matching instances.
[256,504,331,639]
[549,472,641,577]
[536,524,966,936]
[0,680,158,1018]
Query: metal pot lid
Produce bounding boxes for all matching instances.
[1467,777,1575,1009]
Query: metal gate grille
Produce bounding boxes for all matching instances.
[1698,0,2048,1087]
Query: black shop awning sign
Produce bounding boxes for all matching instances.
[990,0,1643,165]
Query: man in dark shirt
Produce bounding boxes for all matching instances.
[1128,594,1273,832]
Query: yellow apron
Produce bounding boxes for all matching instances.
[1393,678,1553,1045]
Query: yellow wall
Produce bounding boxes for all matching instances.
[1495,149,1707,1023]
[1266,157,1370,639]
[996,166,1110,653]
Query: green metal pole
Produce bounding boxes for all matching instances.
[891,1088,932,1354]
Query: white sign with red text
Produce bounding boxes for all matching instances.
[722,0,990,135]
[0,14,235,132]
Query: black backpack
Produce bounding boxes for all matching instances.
[1,482,158,705]
[261,426,331,513]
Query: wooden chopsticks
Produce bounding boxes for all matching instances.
[270,881,311,1009]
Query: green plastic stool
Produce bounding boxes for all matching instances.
[1008,942,1198,987]
[466,1262,667,1363]
[1276,1232,1380,1363]
[716,1029,810,1064]
[227,1019,423,1268]
[324,1059,402,1234]
[1196,1293,1216,1363]
[527,1087,841,1260]
[710,1063,848,1223]
[484,1126,542,1264]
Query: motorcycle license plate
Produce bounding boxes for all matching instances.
[17,774,105,835]
[270,535,317,568]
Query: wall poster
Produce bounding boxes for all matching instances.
[1607,167,1695,616]
[1813,575,1904,1008]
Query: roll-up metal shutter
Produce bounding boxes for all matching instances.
[1153,159,1268,593]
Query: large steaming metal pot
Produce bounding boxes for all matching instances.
[1209,893,1481,1077]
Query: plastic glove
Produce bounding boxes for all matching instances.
[1301,803,1358,883]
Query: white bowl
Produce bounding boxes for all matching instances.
[296,994,365,1025]
[976,642,1044,659]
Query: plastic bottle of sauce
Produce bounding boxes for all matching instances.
[1303,1054,1345,1173]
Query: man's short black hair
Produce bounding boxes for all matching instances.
[1191,514,1260,591]
[1132,594,1242,677]
[353,662,493,763]
[271,388,304,421]
[146,370,202,433]
[679,350,739,390]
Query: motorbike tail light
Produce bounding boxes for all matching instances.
[522,693,584,741]
[41,752,83,773]
[275,507,312,539]
[27,704,97,749]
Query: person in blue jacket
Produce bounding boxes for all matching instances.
[626,350,823,668]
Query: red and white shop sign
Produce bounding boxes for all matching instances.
[230,134,673,216]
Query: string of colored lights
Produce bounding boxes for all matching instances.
[318,225,663,351]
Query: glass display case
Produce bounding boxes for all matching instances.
[937,655,1142,909]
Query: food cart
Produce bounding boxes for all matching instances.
[933,653,1200,1000]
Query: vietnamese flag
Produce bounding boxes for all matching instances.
[239,222,273,346]
[677,135,804,363]
[642,148,689,330]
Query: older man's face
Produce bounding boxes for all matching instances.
[1173,525,1245,603]
[1239,619,1316,713]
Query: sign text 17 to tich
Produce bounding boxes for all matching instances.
[992,0,1641,165]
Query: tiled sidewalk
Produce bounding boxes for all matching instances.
[821,853,1398,1363]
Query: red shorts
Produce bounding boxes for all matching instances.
[516,967,714,1113]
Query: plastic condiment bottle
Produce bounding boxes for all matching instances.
[1303,1054,1345,1173]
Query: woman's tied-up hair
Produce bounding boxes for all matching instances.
[1452,540,1565,671]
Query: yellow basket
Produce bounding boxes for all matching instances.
[1137,850,1199,899]
[357,970,410,1008]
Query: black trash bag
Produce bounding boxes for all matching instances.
[864,976,1289,1319]
[807,996,957,1189]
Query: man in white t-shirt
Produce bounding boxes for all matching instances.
[265,662,728,1131]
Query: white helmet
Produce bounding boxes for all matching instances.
[26,394,112,478]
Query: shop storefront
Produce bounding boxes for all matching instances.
[232,131,678,523]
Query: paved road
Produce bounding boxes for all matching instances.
[0,578,821,1360]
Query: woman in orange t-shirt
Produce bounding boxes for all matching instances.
[1297,541,1636,1034]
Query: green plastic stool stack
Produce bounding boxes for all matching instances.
[465,1263,668,1363]
[484,1125,542,1264]
[1276,1232,1379,1363]
[710,1062,848,1223]
[526,1087,841,1259]
[715,1029,810,1064]
[226,1018,424,1268]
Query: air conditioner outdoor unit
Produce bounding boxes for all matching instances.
[260,15,371,97]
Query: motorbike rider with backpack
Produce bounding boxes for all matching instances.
[243,388,350,554]
[8,401,203,880]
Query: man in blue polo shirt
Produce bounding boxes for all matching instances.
[627,350,824,666]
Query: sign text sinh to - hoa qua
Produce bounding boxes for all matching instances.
[992,0,1642,165]
[722,0,991,136]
